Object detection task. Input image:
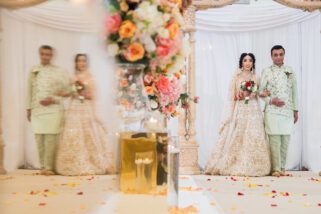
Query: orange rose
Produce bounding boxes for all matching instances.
[120,99,130,107]
[119,20,136,39]
[145,86,154,95]
[174,72,181,79]
[166,21,179,39]
[119,79,129,87]
[124,42,145,62]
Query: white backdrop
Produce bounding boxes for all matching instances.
[1,0,320,172]
[196,1,321,172]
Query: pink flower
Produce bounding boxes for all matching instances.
[156,76,181,107]
[156,45,171,58]
[105,14,121,34]
[144,73,154,85]
[156,75,170,94]
[156,37,174,47]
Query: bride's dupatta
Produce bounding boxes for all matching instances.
[219,69,242,136]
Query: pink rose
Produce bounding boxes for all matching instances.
[156,45,170,58]
[105,14,121,34]
[156,37,173,47]
[156,75,170,94]
[144,73,154,85]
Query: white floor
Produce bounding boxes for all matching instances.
[0,170,219,214]
[1,170,320,214]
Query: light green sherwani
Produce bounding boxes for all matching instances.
[26,64,69,171]
[259,64,298,172]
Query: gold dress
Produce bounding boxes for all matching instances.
[205,70,271,176]
[56,73,114,175]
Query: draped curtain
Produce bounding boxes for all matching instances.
[195,1,321,172]
[0,0,47,9]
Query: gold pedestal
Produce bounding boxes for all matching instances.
[120,132,168,194]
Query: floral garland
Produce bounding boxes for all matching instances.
[105,0,197,117]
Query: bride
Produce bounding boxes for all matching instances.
[205,53,271,176]
[55,54,114,176]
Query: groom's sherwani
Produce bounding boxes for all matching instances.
[26,64,69,171]
[259,64,298,172]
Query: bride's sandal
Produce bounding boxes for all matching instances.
[271,171,281,177]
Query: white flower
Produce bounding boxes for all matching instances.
[130,83,137,91]
[150,100,159,109]
[167,55,185,74]
[179,74,187,85]
[247,86,251,90]
[172,7,184,26]
[140,35,156,52]
[157,28,169,39]
[252,85,258,92]
[107,43,119,57]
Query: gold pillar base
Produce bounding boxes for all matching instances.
[179,142,200,175]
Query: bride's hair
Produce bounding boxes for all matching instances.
[75,53,88,72]
[238,53,256,72]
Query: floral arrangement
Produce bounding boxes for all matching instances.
[240,80,257,104]
[105,0,197,117]
[72,80,88,103]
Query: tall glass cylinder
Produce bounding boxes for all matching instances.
[167,136,180,208]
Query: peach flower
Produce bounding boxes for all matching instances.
[166,21,179,39]
[124,42,145,62]
[119,20,136,39]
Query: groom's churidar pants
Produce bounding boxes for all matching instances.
[35,134,58,171]
[268,135,290,172]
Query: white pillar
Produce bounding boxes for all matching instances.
[179,5,200,174]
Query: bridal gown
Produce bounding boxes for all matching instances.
[56,73,115,176]
[205,71,271,176]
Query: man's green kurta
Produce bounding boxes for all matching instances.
[26,64,69,134]
[259,64,298,135]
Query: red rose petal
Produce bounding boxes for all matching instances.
[77,192,84,195]
[44,189,49,192]
[237,192,244,196]
[318,203,321,206]
[271,204,277,207]
[39,203,46,206]
[272,190,277,194]
[207,178,211,181]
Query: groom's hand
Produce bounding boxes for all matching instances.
[271,98,285,107]
[40,97,56,106]
[294,111,299,124]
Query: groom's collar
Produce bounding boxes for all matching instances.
[272,63,285,69]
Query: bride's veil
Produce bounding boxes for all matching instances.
[218,68,242,134]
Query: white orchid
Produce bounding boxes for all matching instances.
[107,43,119,57]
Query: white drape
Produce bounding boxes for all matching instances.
[0,0,116,171]
[196,1,321,172]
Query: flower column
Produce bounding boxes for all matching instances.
[0,13,6,174]
[179,5,200,175]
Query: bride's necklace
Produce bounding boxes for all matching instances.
[241,70,252,80]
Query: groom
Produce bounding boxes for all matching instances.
[259,45,299,177]
[26,45,69,175]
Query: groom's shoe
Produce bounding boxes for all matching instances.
[280,169,286,176]
[271,171,281,177]
[43,170,55,176]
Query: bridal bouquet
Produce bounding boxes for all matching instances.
[240,80,257,104]
[105,0,197,117]
[72,80,88,103]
